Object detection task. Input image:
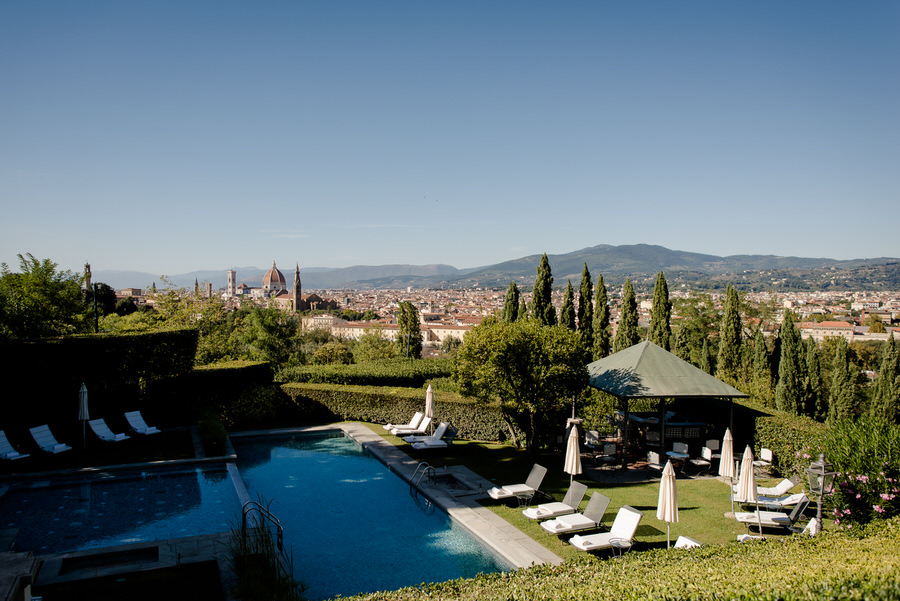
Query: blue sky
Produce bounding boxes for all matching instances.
[2,1,898,276]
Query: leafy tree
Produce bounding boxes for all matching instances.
[871,335,900,424]
[440,335,462,356]
[115,296,139,316]
[648,272,671,351]
[673,294,720,367]
[716,285,743,386]
[805,337,825,420]
[577,263,593,350]
[775,314,804,415]
[531,253,556,326]
[592,273,611,360]
[396,301,422,359]
[454,318,589,452]
[829,336,859,422]
[865,313,887,333]
[227,305,300,366]
[613,278,640,352]
[84,282,118,316]
[0,253,88,339]
[312,341,353,365]
[751,328,774,406]
[353,325,397,362]
[501,282,520,323]
[559,280,576,331]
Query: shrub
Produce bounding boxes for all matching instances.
[826,414,900,527]
[751,402,827,477]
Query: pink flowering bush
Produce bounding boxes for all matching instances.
[826,415,900,527]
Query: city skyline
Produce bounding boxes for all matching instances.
[2,1,898,275]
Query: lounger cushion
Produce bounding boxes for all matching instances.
[522,502,573,520]
[569,532,615,551]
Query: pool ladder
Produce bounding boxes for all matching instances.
[410,462,435,513]
[241,500,294,580]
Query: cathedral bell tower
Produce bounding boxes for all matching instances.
[292,263,302,313]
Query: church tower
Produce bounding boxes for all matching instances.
[83,262,92,291]
[227,270,236,297]
[292,263,302,313]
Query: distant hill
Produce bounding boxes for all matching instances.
[93,244,900,292]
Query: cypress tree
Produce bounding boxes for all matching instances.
[716,285,743,386]
[614,278,640,352]
[577,263,594,349]
[828,336,857,422]
[648,272,672,351]
[560,280,576,331]
[872,334,900,424]
[775,314,803,415]
[501,282,520,323]
[751,328,774,407]
[592,273,611,359]
[700,338,714,375]
[518,297,528,321]
[673,326,693,364]
[532,253,556,326]
[396,301,422,359]
[805,337,824,420]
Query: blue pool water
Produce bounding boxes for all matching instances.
[0,465,242,554]
[232,431,511,600]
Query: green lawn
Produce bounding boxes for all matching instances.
[364,422,804,559]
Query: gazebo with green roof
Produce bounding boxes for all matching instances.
[586,340,749,469]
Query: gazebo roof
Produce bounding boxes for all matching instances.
[587,341,749,400]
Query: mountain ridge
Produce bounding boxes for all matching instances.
[92,244,900,292]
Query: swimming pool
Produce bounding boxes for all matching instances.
[0,465,242,555]
[232,430,511,600]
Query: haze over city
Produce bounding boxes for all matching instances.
[2,1,898,276]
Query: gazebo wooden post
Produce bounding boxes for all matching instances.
[621,399,629,470]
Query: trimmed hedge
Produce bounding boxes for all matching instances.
[0,329,199,427]
[750,400,827,477]
[276,358,454,387]
[280,383,525,443]
[347,518,900,601]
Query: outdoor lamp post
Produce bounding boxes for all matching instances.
[806,453,836,532]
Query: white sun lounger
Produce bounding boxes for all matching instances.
[0,430,30,460]
[743,477,797,497]
[29,425,72,454]
[540,491,611,535]
[734,495,810,533]
[522,481,588,521]
[569,505,643,552]
[89,418,130,442]
[124,411,161,435]
[758,492,807,510]
[411,426,457,449]
[404,421,448,443]
[487,463,547,502]
[390,416,431,437]
[383,411,423,431]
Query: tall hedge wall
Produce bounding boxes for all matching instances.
[280,383,524,443]
[0,329,199,428]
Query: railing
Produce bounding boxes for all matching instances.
[409,461,435,513]
[241,500,293,578]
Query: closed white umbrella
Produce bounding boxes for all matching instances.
[717,428,734,480]
[734,445,758,504]
[78,382,89,448]
[735,445,761,533]
[656,460,679,548]
[424,384,434,434]
[563,425,582,484]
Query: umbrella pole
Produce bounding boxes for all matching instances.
[667,524,671,549]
